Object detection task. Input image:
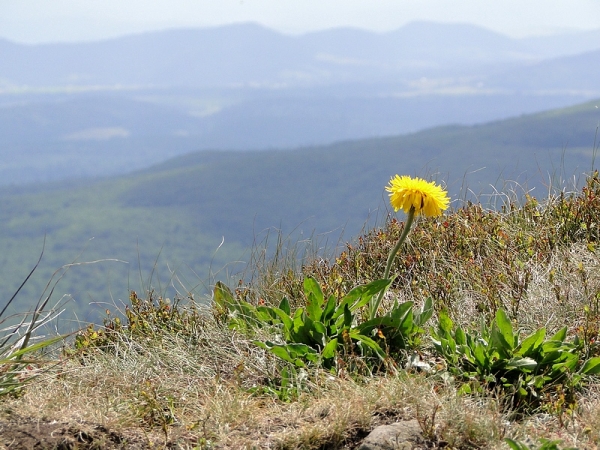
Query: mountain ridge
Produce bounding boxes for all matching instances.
[2,21,599,89]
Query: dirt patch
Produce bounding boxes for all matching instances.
[0,418,190,449]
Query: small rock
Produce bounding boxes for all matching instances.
[356,419,425,450]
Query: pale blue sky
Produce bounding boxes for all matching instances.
[1,0,599,44]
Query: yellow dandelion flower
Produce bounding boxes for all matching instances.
[371,175,450,318]
[386,175,449,217]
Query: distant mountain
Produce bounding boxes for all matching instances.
[0,90,594,185]
[195,91,595,149]
[0,94,208,183]
[1,22,599,89]
[1,21,599,186]
[520,28,600,58]
[487,49,600,92]
[0,24,301,88]
[0,95,199,143]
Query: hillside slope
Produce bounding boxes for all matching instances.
[1,99,599,324]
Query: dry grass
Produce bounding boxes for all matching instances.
[2,343,510,449]
[4,299,600,449]
[8,350,600,449]
[5,174,600,449]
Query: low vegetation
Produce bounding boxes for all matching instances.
[5,172,600,448]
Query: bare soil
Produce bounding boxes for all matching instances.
[0,417,194,449]
[0,415,411,449]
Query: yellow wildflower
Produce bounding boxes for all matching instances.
[386,175,449,217]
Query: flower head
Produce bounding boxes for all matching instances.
[386,175,449,217]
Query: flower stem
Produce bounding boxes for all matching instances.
[370,207,416,319]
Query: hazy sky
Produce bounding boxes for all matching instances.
[1,0,600,44]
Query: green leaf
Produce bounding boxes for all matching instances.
[539,350,562,365]
[349,331,385,358]
[414,297,434,327]
[290,308,312,344]
[391,301,414,329]
[264,344,299,366]
[562,352,580,370]
[506,357,538,371]
[458,383,472,395]
[213,281,235,313]
[225,299,259,330]
[270,346,304,367]
[340,304,352,329]
[258,341,320,368]
[551,327,567,342]
[322,338,338,359]
[504,438,529,450]
[531,375,548,389]
[322,295,337,325]
[580,357,600,375]
[311,320,327,336]
[256,306,277,323]
[286,343,318,358]
[302,315,323,346]
[490,326,512,359]
[472,341,488,370]
[495,309,516,350]
[551,352,579,373]
[1,335,64,363]
[280,367,291,388]
[455,327,467,346]
[544,327,568,351]
[334,279,391,318]
[390,301,413,320]
[253,340,268,350]
[445,336,457,357]
[292,308,305,329]
[438,310,453,334]
[303,277,324,305]
[269,307,294,333]
[279,296,291,315]
[304,277,324,321]
[517,327,546,357]
[356,315,396,336]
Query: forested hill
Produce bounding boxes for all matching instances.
[0,98,599,324]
